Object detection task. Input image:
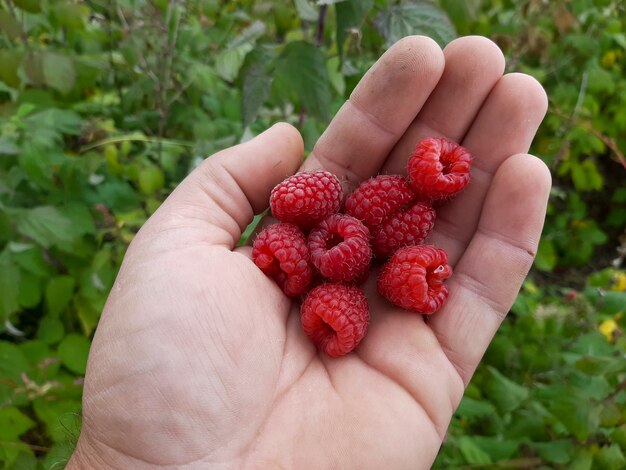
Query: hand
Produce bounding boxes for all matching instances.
[69,36,550,469]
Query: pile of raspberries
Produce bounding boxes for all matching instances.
[252,137,472,357]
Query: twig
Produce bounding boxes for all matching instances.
[4,0,29,45]
[106,0,123,103]
[315,4,328,47]
[551,107,626,169]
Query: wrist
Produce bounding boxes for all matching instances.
[67,433,131,470]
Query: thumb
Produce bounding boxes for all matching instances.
[142,123,304,248]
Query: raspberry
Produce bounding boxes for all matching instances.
[345,175,415,228]
[372,202,436,258]
[377,245,452,314]
[308,214,372,283]
[345,175,435,257]
[270,171,343,230]
[301,283,369,357]
[252,223,313,297]
[407,137,472,201]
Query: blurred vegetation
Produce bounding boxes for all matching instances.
[0,0,624,468]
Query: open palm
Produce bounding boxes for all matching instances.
[69,36,551,469]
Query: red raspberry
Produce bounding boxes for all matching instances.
[301,283,369,357]
[252,223,313,297]
[345,175,415,228]
[345,175,435,257]
[377,245,452,314]
[407,137,472,201]
[308,214,372,283]
[372,202,436,258]
[270,171,343,230]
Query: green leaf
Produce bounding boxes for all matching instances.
[535,238,557,271]
[0,260,20,320]
[18,270,42,309]
[540,387,598,441]
[138,164,165,196]
[294,0,318,21]
[58,334,90,375]
[455,396,497,420]
[0,49,22,88]
[336,0,374,49]
[472,436,520,461]
[17,206,80,249]
[274,41,332,121]
[42,52,76,94]
[42,442,76,470]
[570,448,594,470]
[13,247,53,277]
[587,67,615,94]
[596,444,626,470]
[51,2,89,30]
[0,407,35,440]
[0,341,30,383]
[610,424,626,448]
[240,46,276,126]
[483,366,529,413]
[13,0,42,12]
[8,451,38,470]
[215,44,253,82]
[227,20,266,49]
[37,315,65,345]
[576,356,626,376]
[457,436,492,465]
[533,440,575,464]
[0,10,22,40]
[33,398,81,443]
[584,290,626,315]
[375,2,457,48]
[74,296,101,337]
[45,276,76,317]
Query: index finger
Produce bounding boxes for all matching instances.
[300,36,444,187]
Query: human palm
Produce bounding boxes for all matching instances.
[69,36,551,469]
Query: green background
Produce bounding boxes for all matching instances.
[1,0,625,468]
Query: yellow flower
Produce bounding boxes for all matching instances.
[599,319,619,343]
[612,272,626,291]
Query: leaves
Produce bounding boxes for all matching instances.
[0,408,35,440]
[240,45,277,126]
[57,334,90,375]
[42,53,77,95]
[274,41,332,121]
[483,366,529,413]
[375,2,456,48]
[336,0,374,50]
[16,207,73,249]
[45,276,76,317]
[0,258,20,321]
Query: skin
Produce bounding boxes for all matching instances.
[68,36,551,470]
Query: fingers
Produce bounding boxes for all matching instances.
[300,36,444,187]
[428,154,551,384]
[146,123,304,248]
[383,36,505,175]
[430,72,548,265]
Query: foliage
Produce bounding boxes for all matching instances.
[0,0,624,467]
[435,269,626,469]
